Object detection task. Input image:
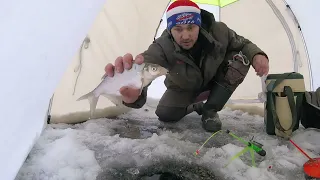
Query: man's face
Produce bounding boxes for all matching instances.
[170,24,200,50]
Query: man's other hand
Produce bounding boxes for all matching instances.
[252,54,269,77]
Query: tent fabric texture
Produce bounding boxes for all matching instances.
[49,0,318,126]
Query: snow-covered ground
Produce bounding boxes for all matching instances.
[15,98,320,180]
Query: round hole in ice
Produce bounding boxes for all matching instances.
[96,159,221,180]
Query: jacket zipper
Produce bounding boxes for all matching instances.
[186,53,204,89]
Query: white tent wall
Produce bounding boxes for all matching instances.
[50,0,170,124]
[221,0,312,102]
[0,0,106,179]
[285,0,320,89]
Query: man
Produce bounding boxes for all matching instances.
[104,0,269,132]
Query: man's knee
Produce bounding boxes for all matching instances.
[155,106,187,122]
[155,89,194,122]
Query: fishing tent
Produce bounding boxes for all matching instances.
[49,0,319,124]
[1,1,319,178]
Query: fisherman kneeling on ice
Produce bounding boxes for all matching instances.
[104,0,269,132]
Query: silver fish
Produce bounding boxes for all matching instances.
[77,62,168,118]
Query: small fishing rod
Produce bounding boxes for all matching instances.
[225,130,266,157]
[195,129,266,167]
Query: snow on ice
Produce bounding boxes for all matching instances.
[15,98,320,180]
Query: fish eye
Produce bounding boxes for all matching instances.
[151,67,157,71]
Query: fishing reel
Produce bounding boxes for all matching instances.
[225,129,266,157]
[248,140,266,157]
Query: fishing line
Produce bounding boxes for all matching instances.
[194,130,222,155]
[289,139,312,160]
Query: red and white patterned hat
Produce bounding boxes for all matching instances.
[166,0,202,30]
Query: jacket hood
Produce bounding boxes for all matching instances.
[200,9,216,32]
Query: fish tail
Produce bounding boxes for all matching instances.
[77,91,99,119]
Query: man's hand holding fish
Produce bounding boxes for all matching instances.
[104,53,145,104]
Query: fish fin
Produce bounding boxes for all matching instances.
[77,91,99,119]
[102,94,122,107]
[101,74,107,80]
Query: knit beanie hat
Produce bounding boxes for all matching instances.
[166,0,202,31]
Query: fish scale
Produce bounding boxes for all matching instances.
[95,63,144,96]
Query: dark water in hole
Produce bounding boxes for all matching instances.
[96,158,221,180]
[140,172,183,180]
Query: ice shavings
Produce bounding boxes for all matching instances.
[15,128,101,180]
[16,100,320,180]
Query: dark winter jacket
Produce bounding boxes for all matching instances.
[123,9,268,108]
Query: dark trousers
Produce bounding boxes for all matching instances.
[155,53,251,122]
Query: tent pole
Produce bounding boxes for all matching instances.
[153,0,172,41]
[218,4,221,21]
[282,0,314,91]
[266,0,298,73]
[46,94,54,124]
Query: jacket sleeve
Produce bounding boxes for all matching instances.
[224,22,268,64]
[122,41,169,109]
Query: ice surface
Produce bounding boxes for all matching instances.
[16,98,320,180]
